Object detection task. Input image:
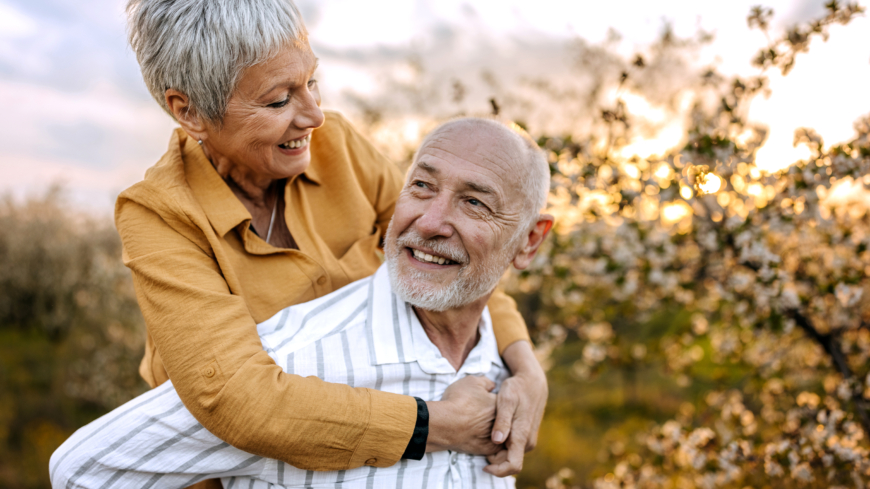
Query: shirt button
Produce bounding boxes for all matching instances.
[450,453,458,465]
[365,458,377,466]
[203,367,215,378]
[317,276,327,286]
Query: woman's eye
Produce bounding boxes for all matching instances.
[268,98,289,108]
[307,79,318,89]
[414,181,427,188]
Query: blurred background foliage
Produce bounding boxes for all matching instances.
[0,189,147,487]
[2,2,870,488]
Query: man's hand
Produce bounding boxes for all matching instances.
[484,340,548,477]
[426,375,501,455]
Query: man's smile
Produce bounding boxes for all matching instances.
[406,247,460,266]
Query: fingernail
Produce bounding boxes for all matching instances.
[493,431,505,443]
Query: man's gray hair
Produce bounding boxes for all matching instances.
[414,118,550,230]
[126,0,306,124]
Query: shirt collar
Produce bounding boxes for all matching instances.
[180,128,321,238]
[181,129,250,238]
[367,264,503,376]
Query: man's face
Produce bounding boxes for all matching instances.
[384,123,529,311]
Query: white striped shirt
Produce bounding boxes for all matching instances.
[50,264,514,489]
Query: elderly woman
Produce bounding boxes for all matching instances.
[117,0,546,484]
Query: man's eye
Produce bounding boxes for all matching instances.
[268,98,289,108]
[307,79,318,89]
[468,198,481,206]
[414,181,427,188]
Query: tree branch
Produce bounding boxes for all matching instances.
[787,309,870,435]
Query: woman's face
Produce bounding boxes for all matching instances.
[204,42,324,182]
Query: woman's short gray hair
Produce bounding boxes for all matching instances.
[127,0,306,124]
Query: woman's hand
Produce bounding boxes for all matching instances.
[425,375,501,455]
[484,340,548,477]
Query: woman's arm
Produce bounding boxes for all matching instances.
[116,197,417,471]
[484,292,549,477]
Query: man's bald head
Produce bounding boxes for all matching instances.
[413,118,550,230]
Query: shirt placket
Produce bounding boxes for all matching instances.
[447,450,461,488]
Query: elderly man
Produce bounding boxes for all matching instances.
[50,118,553,489]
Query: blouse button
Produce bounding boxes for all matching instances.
[203,367,215,378]
[317,276,327,286]
[365,458,377,466]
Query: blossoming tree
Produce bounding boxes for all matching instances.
[503,3,870,487]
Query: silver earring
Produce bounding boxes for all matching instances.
[197,139,203,145]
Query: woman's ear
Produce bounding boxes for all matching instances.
[165,89,208,142]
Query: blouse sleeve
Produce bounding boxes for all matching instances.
[115,195,417,471]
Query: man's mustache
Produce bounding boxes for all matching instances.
[395,230,469,265]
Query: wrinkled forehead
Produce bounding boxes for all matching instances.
[412,123,527,199]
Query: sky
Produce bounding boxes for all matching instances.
[0,0,868,214]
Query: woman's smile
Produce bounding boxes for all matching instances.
[277,133,311,155]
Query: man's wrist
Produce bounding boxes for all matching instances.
[423,400,452,452]
[401,397,429,460]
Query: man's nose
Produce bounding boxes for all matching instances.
[415,195,455,240]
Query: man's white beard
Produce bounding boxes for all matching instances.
[384,222,519,312]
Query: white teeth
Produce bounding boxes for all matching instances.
[280,134,310,149]
[412,249,453,265]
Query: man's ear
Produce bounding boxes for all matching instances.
[165,89,209,143]
[512,214,554,270]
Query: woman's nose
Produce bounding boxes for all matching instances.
[295,84,324,130]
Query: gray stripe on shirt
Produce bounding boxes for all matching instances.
[316,340,325,379]
[304,469,314,488]
[179,455,262,488]
[340,330,355,387]
[374,365,384,391]
[97,422,205,488]
[51,383,176,481]
[391,292,405,362]
[141,442,230,489]
[266,308,290,335]
[286,352,295,375]
[364,277,377,365]
[66,400,186,488]
[365,465,378,489]
[421,453,434,488]
[403,364,412,396]
[321,302,367,340]
[396,459,408,488]
[265,280,367,342]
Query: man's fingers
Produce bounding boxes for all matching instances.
[476,375,496,392]
[492,387,518,444]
